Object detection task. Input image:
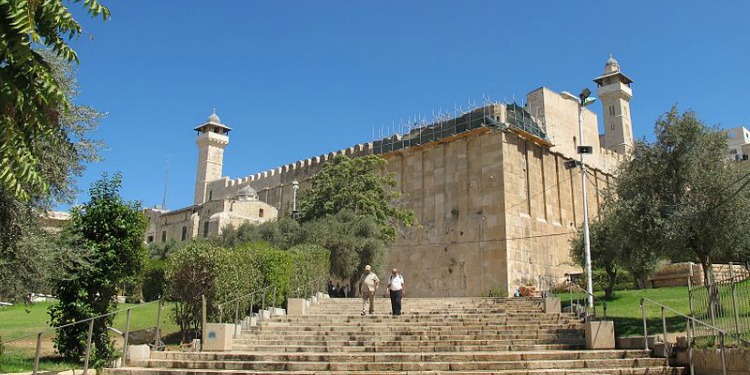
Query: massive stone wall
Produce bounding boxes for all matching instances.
[199,103,617,296]
[386,128,507,297]
[501,130,613,293]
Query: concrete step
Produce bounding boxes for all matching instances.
[149,349,652,362]
[129,358,670,372]
[108,365,683,375]
[235,335,586,344]
[106,297,685,375]
[252,323,584,330]
[230,343,586,353]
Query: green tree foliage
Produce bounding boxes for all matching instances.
[0,0,109,199]
[288,244,330,297]
[166,240,329,340]
[217,210,386,287]
[298,155,414,242]
[48,174,147,366]
[612,107,750,285]
[570,209,659,298]
[570,212,623,299]
[166,242,227,341]
[0,47,105,301]
[141,259,167,302]
[302,210,387,284]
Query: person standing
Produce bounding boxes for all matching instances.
[358,265,380,315]
[387,268,405,316]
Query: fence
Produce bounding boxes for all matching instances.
[640,297,750,375]
[0,298,165,375]
[211,277,325,326]
[539,274,606,321]
[688,262,750,346]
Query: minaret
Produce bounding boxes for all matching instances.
[593,55,634,154]
[194,111,231,205]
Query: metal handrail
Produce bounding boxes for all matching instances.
[567,283,606,321]
[291,277,326,299]
[0,298,164,375]
[212,277,327,324]
[640,297,750,375]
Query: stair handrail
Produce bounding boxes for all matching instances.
[567,282,606,321]
[214,284,275,325]
[0,298,164,375]
[211,277,327,324]
[640,297,750,375]
[290,277,326,299]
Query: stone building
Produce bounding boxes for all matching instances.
[148,57,634,297]
[722,126,750,161]
[144,114,277,244]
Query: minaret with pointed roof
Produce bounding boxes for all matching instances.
[594,55,634,154]
[194,111,231,205]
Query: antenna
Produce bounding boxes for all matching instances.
[161,154,171,209]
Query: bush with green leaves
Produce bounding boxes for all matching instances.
[166,240,330,338]
[288,244,330,298]
[166,241,227,341]
[48,174,147,367]
[142,259,168,302]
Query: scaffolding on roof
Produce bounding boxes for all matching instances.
[372,102,550,155]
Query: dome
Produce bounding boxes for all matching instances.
[236,185,258,201]
[604,54,620,73]
[207,112,221,124]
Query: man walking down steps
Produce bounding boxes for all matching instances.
[358,265,380,315]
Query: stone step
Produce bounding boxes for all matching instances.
[230,343,586,353]
[263,313,581,324]
[106,297,684,375]
[150,349,652,362]
[257,323,582,329]
[110,365,683,375]
[236,335,585,344]
[260,314,582,326]
[130,358,670,372]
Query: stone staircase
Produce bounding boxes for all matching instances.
[107,297,685,375]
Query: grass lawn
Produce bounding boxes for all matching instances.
[556,282,750,342]
[0,300,179,373]
[555,285,693,337]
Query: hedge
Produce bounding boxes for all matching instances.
[166,240,330,338]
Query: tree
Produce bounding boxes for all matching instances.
[298,154,414,243]
[166,242,227,342]
[613,107,750,285]
[297,210,387,292]
[570,212,623,299]
[48,174,147,366]
[0,48,105,301]
[0,0,109,199]
[570,206,661,298]
[213,210,386,291]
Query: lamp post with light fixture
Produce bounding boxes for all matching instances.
[292,180,299,219]
[561,88,597,312]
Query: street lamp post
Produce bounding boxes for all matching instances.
[292,180,299,219]
[561,89,597,312]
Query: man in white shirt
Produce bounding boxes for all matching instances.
[387,268,405,316]
[358,265,380,315]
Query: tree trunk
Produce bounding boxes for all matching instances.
[701,255,722,324]
[605,267,617,299]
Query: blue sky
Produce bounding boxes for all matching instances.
[64,1,749,210]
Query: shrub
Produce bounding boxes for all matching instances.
[166,242,227,341]
[289,244,330,298]
[142,259,168,302]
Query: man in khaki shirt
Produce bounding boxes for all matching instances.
[358,265,380,315]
